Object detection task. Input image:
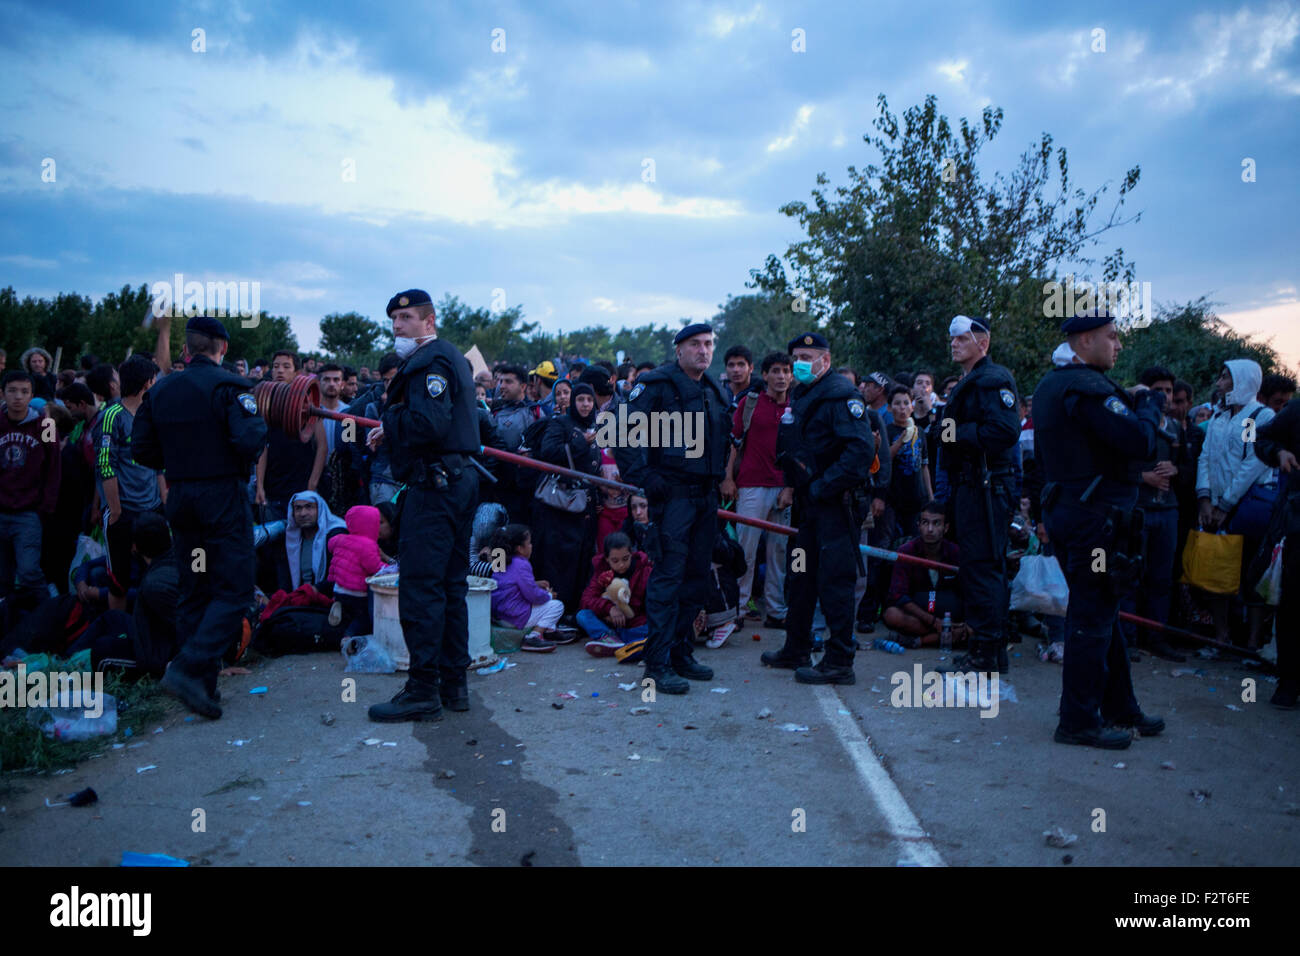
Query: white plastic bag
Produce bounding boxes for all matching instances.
[68,532,106,590]
[1010,554,1069,617]
[341,635,396,674]
[1255,537,1284,607]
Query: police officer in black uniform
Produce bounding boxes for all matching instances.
[367,290,481,721]
[1033,312,1166,749]
[614,323,731,695]
[761,333,875,683]
[132,316,267,719]
[936,315,1021,675]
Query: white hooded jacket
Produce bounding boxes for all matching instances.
[1195,358,1276,511]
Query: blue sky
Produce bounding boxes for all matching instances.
[1,0,1297,363]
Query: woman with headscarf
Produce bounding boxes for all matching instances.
[531,382,601,617]
[551,378,572,417]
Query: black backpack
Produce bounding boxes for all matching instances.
[253,606,346,655]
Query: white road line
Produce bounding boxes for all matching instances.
[814,685,945,867]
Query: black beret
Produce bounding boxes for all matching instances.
[787,332,830,353]
[1060,312,1115,334]
[185,315,229,341]
[674,322,713,345]
[386,289,433,317]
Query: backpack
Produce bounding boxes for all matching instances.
[253,606,346,655]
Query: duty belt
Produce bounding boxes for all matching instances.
[410,454,471,488]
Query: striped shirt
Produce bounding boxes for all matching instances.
[92,401,162,511]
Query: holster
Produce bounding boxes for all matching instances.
[1102,505,1146,597]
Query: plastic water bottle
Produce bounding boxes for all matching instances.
[31,695,118,741]
[940,612,953,658]
[872,637,905,654]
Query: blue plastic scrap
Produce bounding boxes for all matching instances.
[121,852,189,867]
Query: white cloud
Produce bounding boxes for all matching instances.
[587,292,716,321]
[1121,6,1300,108]
[766,104,814,152]
[0,30,739,228]
[0,254,57,268]
[936,59,969,85]
[707,4,765,38]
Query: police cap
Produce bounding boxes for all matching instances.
[1060,312,1115,334]
[787,332,830,353]
[185,315,229,341]
[674,322,714,345]
[387,289,433,317]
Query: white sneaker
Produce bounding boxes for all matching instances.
[706,621,736,649]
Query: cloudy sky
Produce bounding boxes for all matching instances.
[1,0,1297,362]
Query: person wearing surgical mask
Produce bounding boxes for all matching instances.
[761,331,877,687]
[935,314,1022,679]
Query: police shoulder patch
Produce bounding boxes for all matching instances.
[1104,396,1129,416]
[999,388,1015,408]
[847,397,865,419]
[628,383,645,402]
[238,393,257,415]
[426,373,448,398]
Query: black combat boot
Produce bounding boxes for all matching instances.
[369,686,443,722]
[643,665,690,695]
[794,660,856,685]
[672,652,713,681]
[161,663,222,719]
[440,673,470,712]
[1054,724,1132,749]
[937,640,1000,675]
[760,649,812,669]
[1108,712,1165,736]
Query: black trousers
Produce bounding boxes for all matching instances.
[643,488,717,669]
[167,476,255,687]
[398,470,479,694]
[783,494,860,667]
[1049,498,1142,731]
[532,501,593,612]
[952,479,1012,651]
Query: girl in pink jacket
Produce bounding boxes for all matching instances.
[327,505,385,635]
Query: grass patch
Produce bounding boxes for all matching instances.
[0,666,174,774]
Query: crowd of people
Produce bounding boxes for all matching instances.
[2,311,1298,727]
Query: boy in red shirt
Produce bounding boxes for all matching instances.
[719,352,792,628]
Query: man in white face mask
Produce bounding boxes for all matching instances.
[936,314,1022,678]
[366,289,483,722]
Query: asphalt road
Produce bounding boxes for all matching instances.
[2,626,1297,866]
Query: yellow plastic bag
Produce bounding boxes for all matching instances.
[1181,530,1243,594]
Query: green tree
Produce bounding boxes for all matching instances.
[751,93,1142,391]
[319,311,390,359]
[710,293,811,374]
[80,284,154,362]
[435,294,537,364]
[226,312,298,364]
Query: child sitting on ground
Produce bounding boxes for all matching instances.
[488,524,566,653]
[578,531,652,657]
[326,505,386,636]
[881,500,965,648]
